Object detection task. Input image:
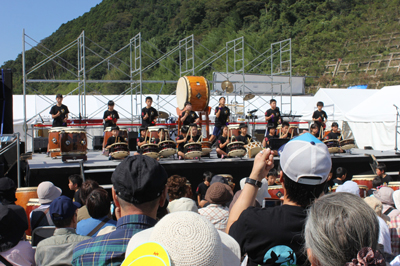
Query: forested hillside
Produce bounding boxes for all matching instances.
[2,0,400,94]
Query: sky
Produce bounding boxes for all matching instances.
[0,0,103,66]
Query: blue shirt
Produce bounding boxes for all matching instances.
[72,214,157,266]
[76,216,117,237]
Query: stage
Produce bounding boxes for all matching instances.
[24,148,399,197]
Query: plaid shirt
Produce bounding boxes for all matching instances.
[72,214,157,266]
[198,204,229,231]
[390,215,400,255]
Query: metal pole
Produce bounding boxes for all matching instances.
[16,132,21,188]
[31,124,34,152]
[22,29,27,151]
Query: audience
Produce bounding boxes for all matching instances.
[68,174,83,206]
[0,177,28,225]
[77,180,100,222]
[167,197,198,213]
[367,176,384,196]
[35,196,90,266]
[0,204,34,266]
[335,180,360,196]
[167,175,191,201]
[125,211,240,266]
[374,187,400,219]
[305,193,384,266]
[332,166,348,185]
[31,181,62,232]
[266,168,278,186]
[228,133,330,266]
[76,188,117,237]
[72,155,168,265]
[196,171,212,206]
[198,182,233,231]
[389,190,400,255]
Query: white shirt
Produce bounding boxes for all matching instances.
[378,216,392,254]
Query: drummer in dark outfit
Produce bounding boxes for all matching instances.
[216,126,230,159]
[141,96,158,127]
[265,99,281,136]
[209,97,230,143]
[103,100,119,130]
[262,127,279,149]
[180,102,200,126]
[134,126,148,155]
[236,123,252,145]
[50,94,69,127]
[312,101,328,136]
[154,128,168,144]
[105,126,127,160]
[325,122,341,140]
[176,126,189,160]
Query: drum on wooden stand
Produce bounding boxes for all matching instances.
[352,175,375,190]
[184,143,202,159]
[60,128,87,162]
[176,76,210,111]
[15,187,38,211]
[109,142,130,159]
[340,139,356,150]
[323,139,340,153]
[227,125,240,138]
[48,127,64,158]
[359,185,368,198]
[141,144,160,159]
[268,185,284,199]
[103,127,113,148]
[159,140,177,158]
[26,198,40,236]
[245,141,263,158]
[389,182,400,191]
[201,141,212,156]
[227,141,246,158]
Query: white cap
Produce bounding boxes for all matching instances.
[125,211,240,266]
[336,181,360,196]
[280,133,332,185]
[167,198,198,213]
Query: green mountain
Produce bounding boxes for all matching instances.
[3,0,400,95]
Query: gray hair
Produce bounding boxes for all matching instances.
[305,193,379,266]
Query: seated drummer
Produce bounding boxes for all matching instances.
[310,123,321,140]
[180,102,200,126]
[216,126,230,159]
[325,122,341,140]
[154,128,168,144]
[236,123,252,144]
[188,123,201,143]
[134,126,148,155]
[262,126,278,149]
[279,122,292,139]
[176,126,189,160]
[105,126,127,159]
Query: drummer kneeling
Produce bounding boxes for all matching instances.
[176,124,200,160]
[105,126,127,160]
[216,126,230,159]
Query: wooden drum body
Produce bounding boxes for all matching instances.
[340,139,356,150]
[268,185,284,199]
[352,176,375,190]
[227,141,246,158]
[228,125,240,138]
[389,182,400,191]
[184,143,202,159]
[323,139,340,153]
[159,140,177,158]
[26,198,40,236]
[48,127,63,157]
[15,187,38,211]
[103,127,113,148]
[142,144,160,159]
[109,142,130,159]
[201,141,212,156]
[176,76,210,111]
[60,128,87,155]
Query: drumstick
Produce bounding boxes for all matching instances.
[144,130,148,144]
[197,134,203,143]
[248,137,251,144]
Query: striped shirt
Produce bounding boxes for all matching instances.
[390,215,400,255]
[72,214,157,266]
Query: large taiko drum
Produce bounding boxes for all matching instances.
[228,124,240,138]
[340,139,356,150]
[268,185,284,199]
[48,127,64,157]
[352,175,375,190]
[184,143,202,159]
[109,142,130,159]
[201,141,212,156]
[60,128,87,155]
[142,144,159,159]
[323,139,340,153]
[245,141,263,158]
[159,140,177,158]
[227,141,246,158]
[389,182,400,191]
[15,187,38,211]
[103,127,128,147]
[176,76,210,111]
[26,198,40,236]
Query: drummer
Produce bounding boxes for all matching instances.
[188,123,201,143]
[324,122,341,140]
[236,123,253,145]
[105,126,126,150]
[216,126,230,159]
[176,126,189,160]
[50,94,69,127]
[134,126,148,155]
[141,96,159,127]
[310,123,321,140]
[180,102,200,126]
[312,101,328,135]
[265,99,281,136]
[279,122,292,139]
[103,100,119,130]
[209,97,230,143]
[262,126,278,149]
[154,128,168,144]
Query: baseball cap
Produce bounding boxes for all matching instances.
[108,100,115,106]
[37,181,62,204]
[335,181,360,196]
[49,196,80,221]
[111,155,168,204]
[280,133,332,185]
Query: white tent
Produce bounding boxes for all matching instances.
[345,86,400,151]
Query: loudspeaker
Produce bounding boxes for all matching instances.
[0,69,13,134]
[128,131,138,151]
[33,137,48,153]
[92,136,104,150]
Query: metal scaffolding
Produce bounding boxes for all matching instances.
[22,30,292,149]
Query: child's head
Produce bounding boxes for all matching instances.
[331,122,339,132]
[281,122,289,134]
[145,96,153,106]
[335,167,347,180]
[140,126,147,136]
[203,171,213,186]
[219,97,226,105]
[269,127,276,136]
[372,176,383,188]
[111,126,120,137]
[190,124,198,136]
[376,163,387,177]
[181,126,188,135]
[68,174,83,191]
[266,168,278,186]
[56,94,63,104]
[221,126,228,136]
[239,123,248,135]
[184,102,192,111]
[317,101,324,110]
[310,123,319,135]
[108,100,115,110]
[270,99,277,109]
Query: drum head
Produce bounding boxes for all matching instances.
[185,151,202,159]
[227,141,245,148]
[104,127,113,132]
[159,148,176,157]
[110,151,130,159]
[228,125,240,129]
[176,77,189,110]
[228,149,246,157]
[49,127,64,132]
[143,152,159,159]
[201,148,211,156]
[184,142,202,148]
[328,147,341,153]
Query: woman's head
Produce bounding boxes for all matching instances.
[167,175,189,201]
[305,193,379,266]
